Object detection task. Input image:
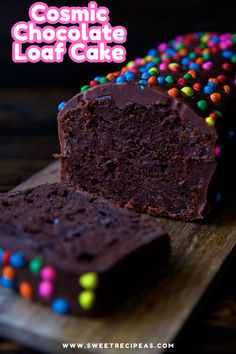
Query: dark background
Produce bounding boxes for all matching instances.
[0,0,236,353]
[2,0,236,88]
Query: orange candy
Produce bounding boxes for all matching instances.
[19,282,34,298]
[106,73,115,80]
[121,66,128,73]
[202,48,210,54]
[113,71,120,77]
[187,70,197,78]
[196,57,204,65]
[3,266,16,280]
[210,92,221,103]
[209,77,219,85]
[160,52,167,58]
[179,49,188,57]
[168,88,179,97]
[223,85,231,94]
[140,58,146,66]
[148,76,158,85]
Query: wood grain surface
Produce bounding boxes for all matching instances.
[0,161,236,354]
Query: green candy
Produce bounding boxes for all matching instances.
[165,75,175,84]
[153,57,161,65]
[80,85,90,92]
[199,43,207,49]
[29,257,43,274]
[79,272,99,290]
[213,110,223,119]
[231,54,236,63]
[197,100,209,111]
[148,70,158,77]
[178,43,186,50]
[99,77,109,84]
[203,52,211,61]
[78,290,95,310]
[232,34,236,44]
[189,52,197,60]
[183,73,193,81]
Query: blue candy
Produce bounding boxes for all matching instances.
[216,193,222,202]
[138,79,150,86]
[222,50,234,58]
[139,79,151,90]
[93,76,101,81]
[52,299,70,315]
[116,76,127,84]
[172,40,178,49]
[1,276,15,289]
[0,249,4,265]
[165,48,177,57]
[208,81,218,89]
[195,31,202,38]
[141,72,151,80]
[181,57,191,66]
[147,48,158,57]
[189,63,200,71]
[124,71,137,81]
[228,130,235,138]
[157,76,165,86]
[146,62,156,70]
[10,253,26,268]
[58,101,66,112]
[211,35,220,43]
[203,85,214,94]
[124,70,132,77]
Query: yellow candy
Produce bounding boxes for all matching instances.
[148,67,159,74]
[78,290,95,310]
[205,117,215,126]
[79,272,99,290]
[145,55,153,62]
[149,67,158,72]
[168,62,179,68]
[126,60,135,68]
[181,86,194,97]
[201,34,210,43]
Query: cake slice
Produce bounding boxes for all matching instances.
[58,32,236,220]
[0,183,170,316]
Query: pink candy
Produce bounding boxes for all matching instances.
[175,35,184,43]
[134,57,142,65]
[39,266,57,298]
[207,40,216,48]
[215,146,221,156]
[41,266,58,281]
[202,61,213,70]
[220,41,229,50]
[219,39,232,50]
[38,281,54,298]
[220,33,231,41]
[158,42,168,52]
[159,62,168,71]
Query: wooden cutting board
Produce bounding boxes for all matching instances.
[0,160,235,354]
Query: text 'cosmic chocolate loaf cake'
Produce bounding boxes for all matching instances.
[0,183,170,316]
[58,32,236,221]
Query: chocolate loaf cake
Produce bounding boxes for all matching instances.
[0,183,170,316]
[58,32,236,220]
